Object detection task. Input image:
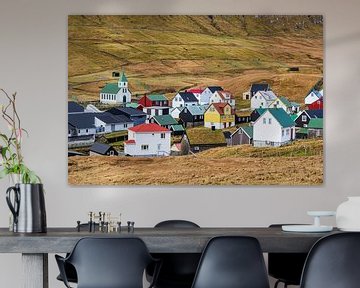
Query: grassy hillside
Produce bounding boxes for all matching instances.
[68,15,323,106]
[68,139,323,185]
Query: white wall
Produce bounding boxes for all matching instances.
[0,0,360,287]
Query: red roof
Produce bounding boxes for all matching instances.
[128,123,170,133]
[211,103,234,115]
[186,88,204,94]
[124,139,135,144]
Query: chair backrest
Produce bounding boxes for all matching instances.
[191,236,270,288]
[152,220,201,283]
[268,224,308,285]
[300,232,360,288]
[67,237,153,288]
[155,220,200,228]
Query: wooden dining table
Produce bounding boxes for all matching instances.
[0,227,339,288]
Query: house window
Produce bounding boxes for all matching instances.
[160,133,165,139]
[141,145,149,150]
[124,123,128,128]
[263,118,266,124]
[255,96,257,99]
[268,118,272,124]
[286,129,290,135]
[282,130,285,137]
[302,115,307,122]
[86,129,88,133]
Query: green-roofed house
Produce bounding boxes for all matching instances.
[150,114,185,135]
[230,126,253,145]
[138,94,170,122]
[269,96,299,114]
[308,118,323,138]
[100,71,131,104]
[253,108,296,147]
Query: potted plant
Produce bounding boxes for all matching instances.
[0,89,46,233]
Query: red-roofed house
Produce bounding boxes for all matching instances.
[124,123,171,156]
[204,103,235,129]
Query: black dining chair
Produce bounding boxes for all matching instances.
[191,236,270,288]
[147,220,201,288]
[268,224,308,288]
[300,232,360,288]
[56,223,99,284]
[55,237,161,288]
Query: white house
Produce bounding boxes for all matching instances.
[251,90,278,110]
[68,113,97,137]
[124,123,171,157]
[210,90,236,107]
[99,71,131,104]
[253,108,295,147]
[186,88,204,102]
[199,86,223,105]
[243,83,271,100]
[268,96,296,114]
[94,112,134,134]
[172,92,198,108]
[170,107,184,119]
[305,90,322,105]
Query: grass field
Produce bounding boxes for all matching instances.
[68,140,323,185]
[68,15,323,106]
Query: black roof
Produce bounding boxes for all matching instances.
[90,142,114,155]
[68,101,84,113]
[223,131,231,139]
[305,109,323,118]
[178,92,198,102]
[95,112,132,124]
[207,86,224,93]
[107,107,146,117]
[250,83,270,94]
[68,113,96,129]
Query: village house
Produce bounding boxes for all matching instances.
[68,113,97,137]
[149,114,185,135]
[199,86,223,105]
[305,89,323,110]
[94,112,134,134]
[235,111,251,124]
[172,92,198,108]
[170,107,184,119]
[230,126,253,145]
[68,101,84,113]
[204,103,235,130]
[269,96,299,114]
[186,88,204,103]
[210,90,236,108]
[251,90,278,110]
[89,142,118,156]
[294,109,323,128]
[253,108,296,147]
[107,107,146,126]
[307,118,323,138]
[184,127,227,153]
[99,71,131,104]
[138,94,170,121]
[124,123,171,157]
[178,105,207,128]
[243,83,271,100]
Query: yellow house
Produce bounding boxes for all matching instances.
[204,103,235,129]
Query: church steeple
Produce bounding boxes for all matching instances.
[118,70,128,88]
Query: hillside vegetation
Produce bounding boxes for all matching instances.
[68,139,323,185]
[68,15,323,106]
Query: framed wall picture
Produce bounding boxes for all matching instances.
[68,15,323,185]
